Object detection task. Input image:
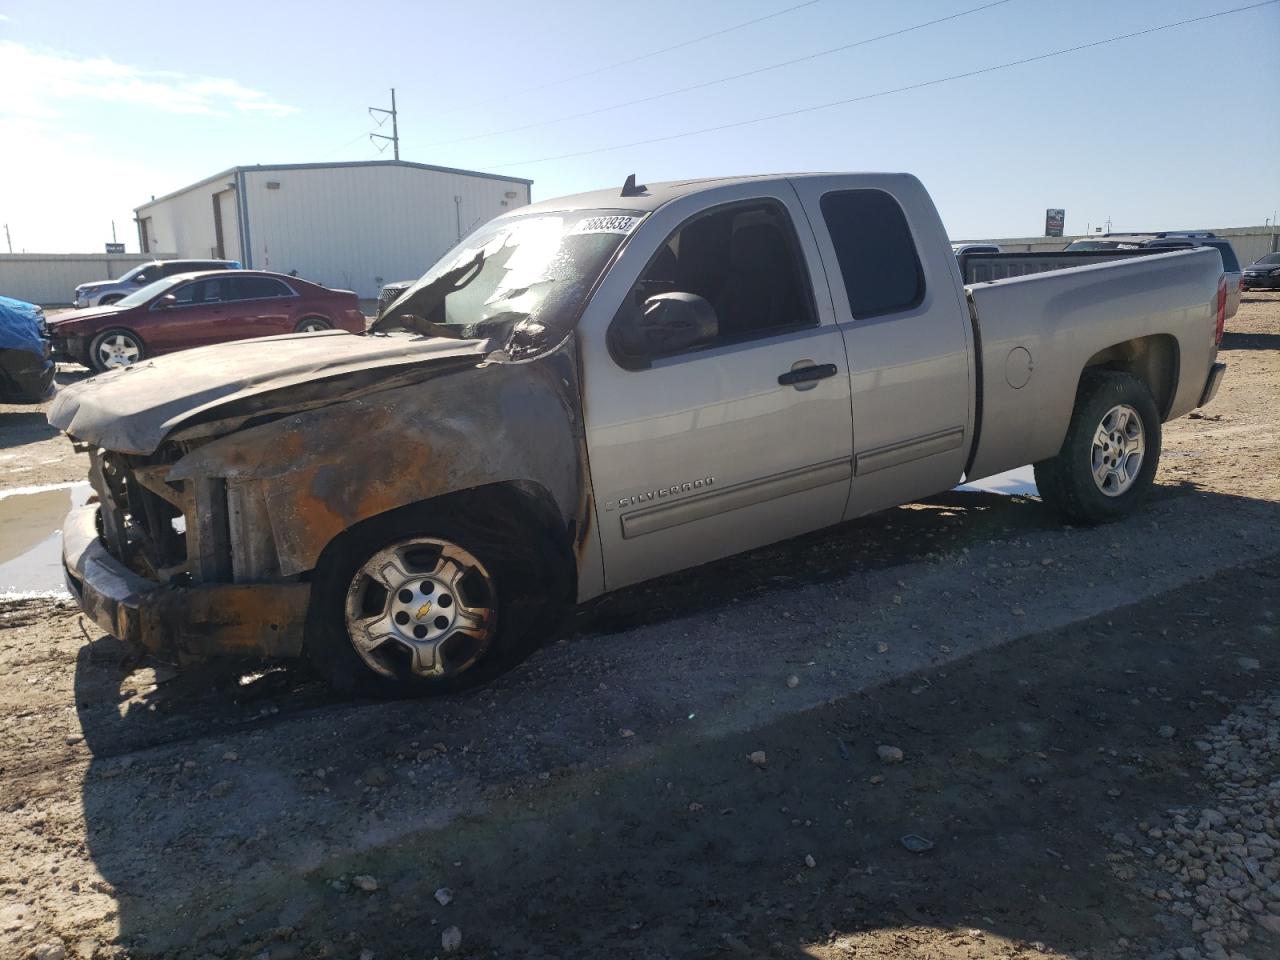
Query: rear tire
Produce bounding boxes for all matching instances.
[295,317,332,333]
[304,505,560,698]
[1034,370,1161,524]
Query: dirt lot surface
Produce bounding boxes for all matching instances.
[0,368,90,488]
[1,294,1277,960]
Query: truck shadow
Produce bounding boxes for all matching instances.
[0,410,60,448]
[569,479,1196,639]
[1221,330,1280,350]
[68,481,1268,958]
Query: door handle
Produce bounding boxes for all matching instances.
[777,363,838,386]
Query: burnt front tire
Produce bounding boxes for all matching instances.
[304,506,560,698]
[1034,371,1161,524]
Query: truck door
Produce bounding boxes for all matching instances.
[580,186,854,592]
[789,175,974,518]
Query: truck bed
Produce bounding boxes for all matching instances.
[958,248,1176,284]
[961,246,1222,484]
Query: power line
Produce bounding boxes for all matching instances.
[424,0,823,121]
[426,0,1014,149]
[486,0,1278,170]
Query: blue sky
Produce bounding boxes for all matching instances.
[1,0,1277,253]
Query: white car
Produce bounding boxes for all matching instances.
[74,259,241,307]
[951,242,1002,255]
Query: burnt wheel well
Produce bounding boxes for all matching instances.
[312,480,577,603]
[1080,333,1179,419]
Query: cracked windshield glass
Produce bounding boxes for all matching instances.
[375,209,644,351]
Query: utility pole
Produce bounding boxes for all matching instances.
[3,223,11,254]
[369,88,400,160]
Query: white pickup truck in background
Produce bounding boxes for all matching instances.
[51,172,1229,696]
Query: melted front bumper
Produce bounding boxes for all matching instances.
[62,503,310,660]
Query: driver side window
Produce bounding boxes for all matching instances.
[611,199,816,367]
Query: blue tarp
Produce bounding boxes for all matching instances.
[0,295,45,356]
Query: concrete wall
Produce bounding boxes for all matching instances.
[240,164,531,298]
[0,252,176,306]
[956,226,1280,268]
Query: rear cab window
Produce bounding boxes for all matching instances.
[819,189,924,318]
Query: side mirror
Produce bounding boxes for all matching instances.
[133,274,149,284]
[155,293,178,309]
[614,292,718,365]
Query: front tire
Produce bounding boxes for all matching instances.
[1034,371,1161,524]
[89,328,145,372]
[305,507,554,698]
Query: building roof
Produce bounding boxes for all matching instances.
[135,160,533,213]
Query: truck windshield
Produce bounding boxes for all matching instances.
[375,208,644,353]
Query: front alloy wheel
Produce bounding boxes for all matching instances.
[344,538,497,680]
[90,329,144,372]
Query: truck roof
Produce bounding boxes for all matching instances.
[518,172,913,215]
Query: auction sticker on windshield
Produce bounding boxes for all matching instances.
[568,215,641,236]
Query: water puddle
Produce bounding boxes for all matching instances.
[955,465,1039,497]
[0,481,93,598]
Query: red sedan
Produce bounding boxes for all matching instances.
[49,270,367,372]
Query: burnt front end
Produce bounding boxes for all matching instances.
[62,443,309,661]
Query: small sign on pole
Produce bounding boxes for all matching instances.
[105,242,125,254]
[1045,209,1065,237]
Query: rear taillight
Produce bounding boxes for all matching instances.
[1214,276,1226,345]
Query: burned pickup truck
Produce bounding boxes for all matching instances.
[50,173,1228,696]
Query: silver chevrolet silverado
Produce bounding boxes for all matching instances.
[49,173,1228,696]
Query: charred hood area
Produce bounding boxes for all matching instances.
[47,329,493,455]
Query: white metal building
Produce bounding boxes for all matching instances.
[133,160,533,299]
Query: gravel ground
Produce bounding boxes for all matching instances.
[0,367,90,488]
[0,292,1277,959]
[1109,687,1280,960]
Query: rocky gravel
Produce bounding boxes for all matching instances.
[1110,686,1280,960]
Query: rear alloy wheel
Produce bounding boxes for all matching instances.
[295,317,332,333]
[344,537,497,681]
[1034,370,1161,524]
[1089,403,1145,497]
[89,329,144,372]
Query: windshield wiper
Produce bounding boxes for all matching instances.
[369,249,487,337]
